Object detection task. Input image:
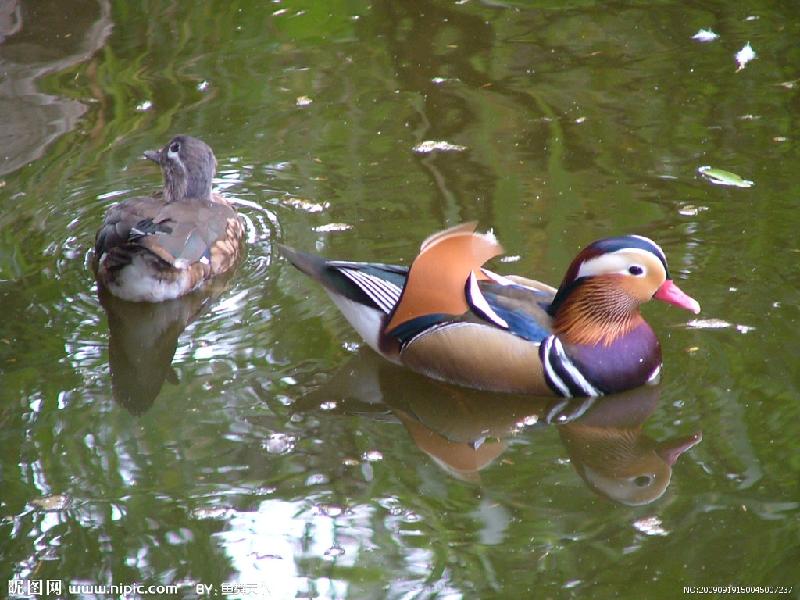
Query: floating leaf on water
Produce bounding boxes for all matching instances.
[282,198,329,213]
[735,42,756,72]
[633,516,669,536]
[678,204,708,216]
[697,166,754,188]
[686,319,755,333]
[31,494,70,511]
[296,95,313,107]
[412,140,467,154]
[314,223,352,232]
[692,29,719,42]
[686,318,732,329]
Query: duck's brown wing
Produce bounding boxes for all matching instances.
[94,195,164,268]
[95,195,242,274]
[143,198,241,269]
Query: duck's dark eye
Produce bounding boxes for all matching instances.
[169,142,180,153]
[634,475,653,487]
[628,265,644,276]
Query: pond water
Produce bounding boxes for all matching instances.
[1,1,798,598]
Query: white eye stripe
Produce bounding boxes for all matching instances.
[576,248,660,279]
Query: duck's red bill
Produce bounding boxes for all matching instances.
[654,280,701,314]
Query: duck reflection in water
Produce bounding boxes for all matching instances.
[296,351,701,505]
[553,390,701,505]
[98,280,228,415]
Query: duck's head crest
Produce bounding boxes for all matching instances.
[549,235,700,317]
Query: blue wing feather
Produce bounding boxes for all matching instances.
[480,284,553,343]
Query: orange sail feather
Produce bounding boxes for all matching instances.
[385,223,503,332]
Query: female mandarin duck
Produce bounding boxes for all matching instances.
[93,135,244,302]
[282,223,700,397]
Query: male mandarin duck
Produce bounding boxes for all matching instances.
[282,223,700,397]
[93,135,244,302]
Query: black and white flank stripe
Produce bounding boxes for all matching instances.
[465,272,509,328]
[540,335,602,398]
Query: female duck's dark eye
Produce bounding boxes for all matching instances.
[169,142,180,153]
[634,475,653,487]
[628,265,644,276]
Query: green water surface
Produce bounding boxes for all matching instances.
[1,1,798,598]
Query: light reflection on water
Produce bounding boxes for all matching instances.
[1,0,799,597]
[218,500,365,599]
